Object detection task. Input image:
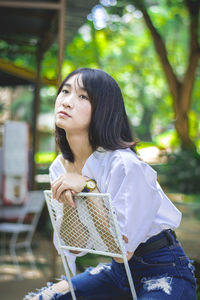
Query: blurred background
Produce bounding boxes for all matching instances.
[0,0,199,299]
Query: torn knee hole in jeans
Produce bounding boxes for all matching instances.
[89,263,111,275]
[141,275,173,295]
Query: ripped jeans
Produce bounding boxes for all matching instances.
[59,230,196,299]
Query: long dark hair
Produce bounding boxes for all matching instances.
[55,68,136,162]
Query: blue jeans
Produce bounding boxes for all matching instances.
[60,230,196,299]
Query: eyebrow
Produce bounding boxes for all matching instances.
[63,83,87,92]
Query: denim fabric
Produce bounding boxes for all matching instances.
[60,230,196,300]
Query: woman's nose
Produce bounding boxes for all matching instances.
[62,94,74,108]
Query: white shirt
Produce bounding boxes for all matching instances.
[49,147,181,274]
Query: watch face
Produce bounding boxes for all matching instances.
[87,180,96,189]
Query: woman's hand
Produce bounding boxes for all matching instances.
[51,173,87,206]
[59,190,76,207]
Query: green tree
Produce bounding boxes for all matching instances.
[119,0,200,151]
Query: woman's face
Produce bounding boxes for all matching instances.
[55,74,92,134]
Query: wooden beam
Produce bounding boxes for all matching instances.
[0,1,61,10]
[58,0,66,85]
[0,49,36,55]
[0,58,57,86]
[0,36,37,47]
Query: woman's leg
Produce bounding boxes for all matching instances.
[120,230,197,299]
[137,276,196,299]
[23,263,129,300]
[23,280,70,300]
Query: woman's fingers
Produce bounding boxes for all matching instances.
[59,190,76,208]
[52,175,71,199]
[122,235,128,243]
[52,173,87,196]
[54,182,67,200]
[52,178,63,199]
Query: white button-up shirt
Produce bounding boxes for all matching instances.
[49,147,181,274]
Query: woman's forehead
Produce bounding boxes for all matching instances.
[64,73,84,89]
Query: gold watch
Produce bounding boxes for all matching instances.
[81,179,97,193]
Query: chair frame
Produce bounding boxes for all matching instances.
[0,191,45,278]
[44,190,137,300]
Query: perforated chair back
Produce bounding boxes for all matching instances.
[44,190,137,300]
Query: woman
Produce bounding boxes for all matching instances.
[25,68,196,300]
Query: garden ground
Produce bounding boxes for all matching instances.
[0,198,200,300]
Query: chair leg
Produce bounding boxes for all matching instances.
[25,244,37,270]
[0,231,7,255]
[9,244,23,279]
[123,258,137,300]
[60,249,77,300]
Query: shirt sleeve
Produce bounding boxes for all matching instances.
[106,152,162,252]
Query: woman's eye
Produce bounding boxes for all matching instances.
[62,89,69,94]
[80,94,88,100]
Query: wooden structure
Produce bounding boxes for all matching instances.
[0,0,98,188]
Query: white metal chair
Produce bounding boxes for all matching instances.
[44,190,137,300]
[0,190,45,277]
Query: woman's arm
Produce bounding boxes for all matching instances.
[51,173,90,253]
[51,173,87,207]
[52,173,120,254]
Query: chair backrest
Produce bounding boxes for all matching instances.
[25,191,45,214]
[44,190,137,300]
[44,190,125,259]
[18,191,45,225]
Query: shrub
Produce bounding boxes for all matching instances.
[159,150,200,194]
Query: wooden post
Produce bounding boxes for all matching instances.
[31,51,43,190]
[51,0,67,280]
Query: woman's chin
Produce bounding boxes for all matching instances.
[55,119,66,129]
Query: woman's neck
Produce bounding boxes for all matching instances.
[66,132,93,166]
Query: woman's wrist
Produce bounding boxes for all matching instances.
[81,178,97,193]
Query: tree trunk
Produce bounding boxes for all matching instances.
[174,105,196,151]
[133,0,200,151]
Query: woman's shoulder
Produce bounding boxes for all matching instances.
[49,154,66,175]
[106,148,158,189]
[92,147,141,173]
[94,147,138,160]
[107,148,141,166]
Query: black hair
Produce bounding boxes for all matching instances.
[55,68,136,162]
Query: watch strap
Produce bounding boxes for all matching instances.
[81,179,96,193]
[81,186,90,193]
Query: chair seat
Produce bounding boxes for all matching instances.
[0,223,33,233]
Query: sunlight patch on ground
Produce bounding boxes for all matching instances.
[0,264,49,282]
[137,146,163,163]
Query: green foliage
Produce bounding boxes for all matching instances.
[160,150,200,194]
[35,152,56,164]
[0,40,36,70]
[10,87,33,124]
[1,0,199,152]
[153,129,180,149]
[9,84,56,125]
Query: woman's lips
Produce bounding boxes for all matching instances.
[58,111,71,117]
